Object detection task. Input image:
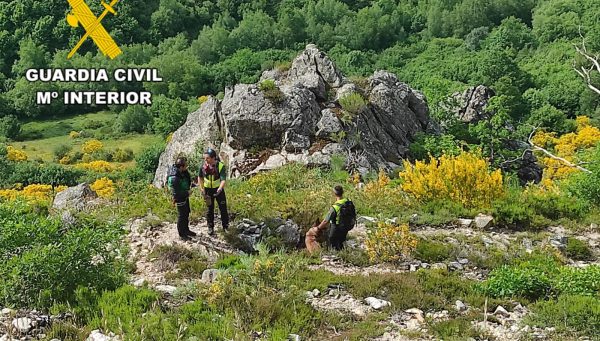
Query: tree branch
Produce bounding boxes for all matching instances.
[574,27,600,95]
[526,127,592,173]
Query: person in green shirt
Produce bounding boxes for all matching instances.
[167,157,196,241]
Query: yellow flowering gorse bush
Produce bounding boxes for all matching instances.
[198,95,209,105]
[0,184,67,202]
[82,139,103,154]
[75,160,117,173]
[91,177,116,198]
[400,151,504,208]
[532,116,600,181]
[6,146,27,162]
[365,222,418,263]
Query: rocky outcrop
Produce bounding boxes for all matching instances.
[154,44,431,187]
[235,218,303,252]
[52,183,99,212]
[444,85,495,123]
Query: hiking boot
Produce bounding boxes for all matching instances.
[179,235,192,241]
[186,231,197,237]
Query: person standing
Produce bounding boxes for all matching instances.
[198,148,229,235]
[306,185,356,252]
[167,157,196,241]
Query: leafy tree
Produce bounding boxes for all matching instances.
[116,105,153,133]
[151,95,189,136]
[230,10,276,50]
[465,27,490,51]
[486,17,536,51]
[11,38,49,78]
[191,24,235,64]
[0,115,21,140]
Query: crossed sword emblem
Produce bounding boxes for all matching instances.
[66,0,122,59]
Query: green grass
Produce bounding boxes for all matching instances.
[19,111,116,141]
[13,134,161,162]
[11,111,162,163]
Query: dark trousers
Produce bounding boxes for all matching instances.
[328,224,348,250]
[205,188,229,230]
[176,199,191,237]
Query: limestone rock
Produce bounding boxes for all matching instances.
[52,183,98,212]
[154,45,431,185]
[365,297,391,310]
[201,269,220,284]
[446,85,495,123]
[474,214,494,229]
[12,317,33,333]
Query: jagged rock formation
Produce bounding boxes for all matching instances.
[445,85,495,123]
[154,44,431,187]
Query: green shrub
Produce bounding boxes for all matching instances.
[414,238,454,263]
[116,105,153,133]
[83,119,105,130]
[339,92,367,115]
[136,142,165,174]
[259,79,276,91]
[481,264,552,300]
[111,148,134,163]
[568,146,600,205]
[53,144,73,160]
[7,161,84,186]
[334,246,371,267]
[565,238,593,261]
[0,202,126,308]
[430,318,483,339]
[259,79,284,103]
[44,322,89,341]
[492,191,534,229]
[525,191,588,221]
[553,266,600,296]
[527,295,600,337]
[0,115,21,140]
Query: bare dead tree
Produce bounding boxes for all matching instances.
[500,127,592,173]
[574,27,600,96]
[526,127,592,173]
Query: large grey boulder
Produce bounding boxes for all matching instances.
[153,98,221,187]
[52,183,98,212]
[153,45,431,186]
[445,85,495,123]
[234,218,303,252]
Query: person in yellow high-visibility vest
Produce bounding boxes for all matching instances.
[306,185,356,252]
[198,148,229,235]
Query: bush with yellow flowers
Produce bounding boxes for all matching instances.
[365,222,418,263]
[82,139,103,154]
[91,177,116,198]
[0,184,67,202]
[75,160,117,173]
[400,151,504,208]
[59,155,71,165]
[198,95,209,105]
[531,116,600,181]
[6,146,27,162]
[360,169,408,214]
[69,131,81,139]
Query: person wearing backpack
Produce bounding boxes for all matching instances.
[306,185,356,252]
[198,148,229,235]
[167,157,196,241]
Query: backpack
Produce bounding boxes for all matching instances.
[337,200,357,231]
